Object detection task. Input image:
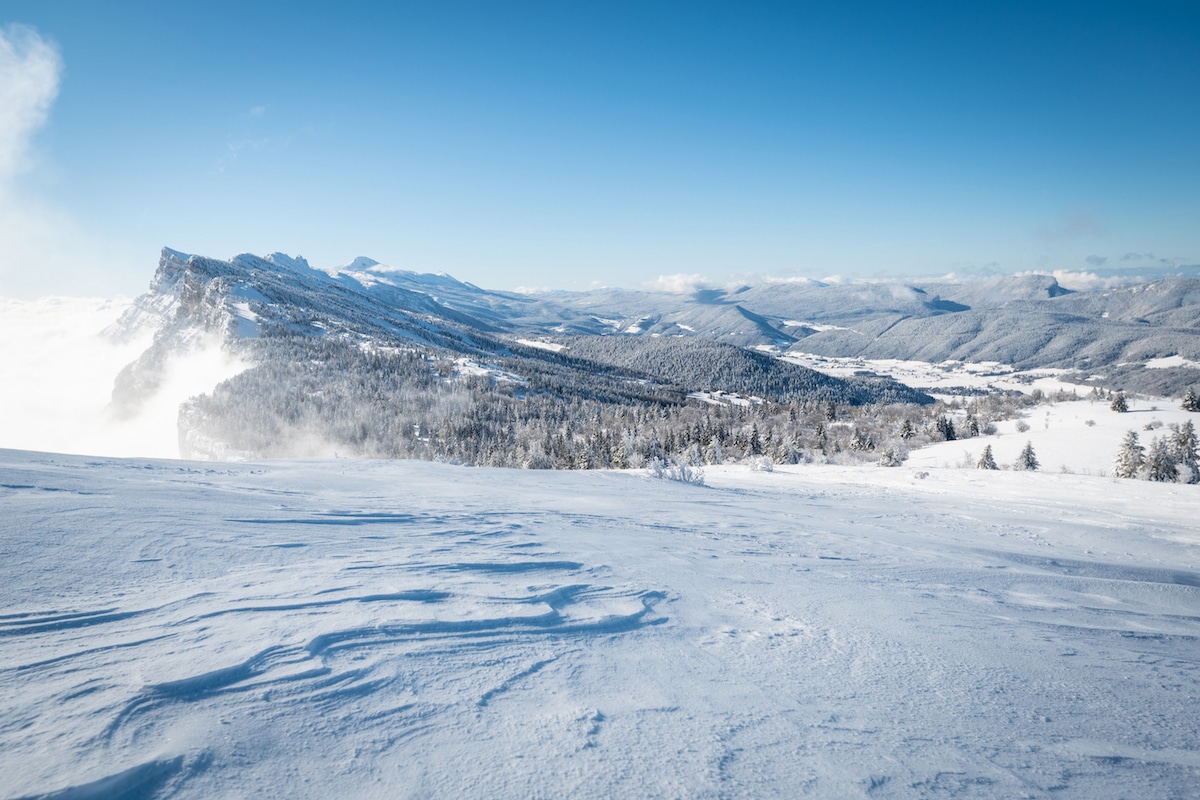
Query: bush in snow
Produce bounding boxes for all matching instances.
[877,445,907,467]
[748,455,775,472]
[647,458,705,485]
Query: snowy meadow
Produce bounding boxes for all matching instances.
[3,447,1199,798]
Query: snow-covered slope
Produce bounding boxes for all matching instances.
[110,248,1200,398]
[3,450,1199,798]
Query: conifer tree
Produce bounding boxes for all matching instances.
[1183,387,1200,413]
[977,444,998,470]
[1111,393,1129,413]
[1171,420,1199,483]
[748,423,762,456]
[1145,436,1178,482]
[1016,441,1039,471]
[1113,430,1144,479]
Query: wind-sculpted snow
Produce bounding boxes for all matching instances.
[3,451,1200,797]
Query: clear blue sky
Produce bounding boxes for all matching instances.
[2,1,1198,297]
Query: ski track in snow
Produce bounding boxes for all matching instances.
[2,452,1200,798]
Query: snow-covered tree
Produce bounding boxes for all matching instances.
[935,416,957,441]
[1016,441,1039,471]
[1170,421,1198,483]
[849,428,874,452]
[1113,430,1144,479]
[747,423,762,457]
[977,444,998,470]
[1111,393,1129,413]
[1144,436,1178,482]
[965,414,980,438]
[877,445,906,467]
[1183,387,1200,413]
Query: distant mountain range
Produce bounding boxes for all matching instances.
[114,247,1200,397]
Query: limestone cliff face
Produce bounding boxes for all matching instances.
[107,250,245,417]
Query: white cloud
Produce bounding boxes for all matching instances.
[760,275,827,286]
[0,25,133,299]
[645,273,713,293]
[1014,269,1138,291]
[0,25,102,298]
[0,24,59,179]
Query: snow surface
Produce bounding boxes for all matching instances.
[3,449,1199,798]
[780,353,1082,398]
[1146,355,1200,370]
[515,338,567,353]
[907,396,1196,476]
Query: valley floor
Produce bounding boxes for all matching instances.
[2,450,1199,798]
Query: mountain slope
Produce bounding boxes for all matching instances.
[107,248,932,462]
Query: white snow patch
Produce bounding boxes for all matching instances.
[516,338,566,353]
[781,353,1086,397]
[1146,355,1200,370]
[230,301,259,338]
[782,320,851,332]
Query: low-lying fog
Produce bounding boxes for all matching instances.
[0,297,246,458]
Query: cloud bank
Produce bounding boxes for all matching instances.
[0,297,248,459]
[645,274,713,293]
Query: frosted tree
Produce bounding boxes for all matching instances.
[1111,393,1129,413]
[1015,441,1039,471]
[965,414,980,437]
[1170,421,1198,483]
[977,444,998,470]
[747,423,762,456]
[1183,387,1200,413]
[1113,430,1144,479]
[1144,436,1178,482]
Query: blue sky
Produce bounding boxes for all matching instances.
[1,1,1198,297]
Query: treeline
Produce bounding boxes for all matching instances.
[1113,422,1199,483]
[180,335,952,466]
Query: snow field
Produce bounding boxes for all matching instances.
[2,451,1199,798]
[906,396,1197,476]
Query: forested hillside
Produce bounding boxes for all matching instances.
[106,246,1200,465]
